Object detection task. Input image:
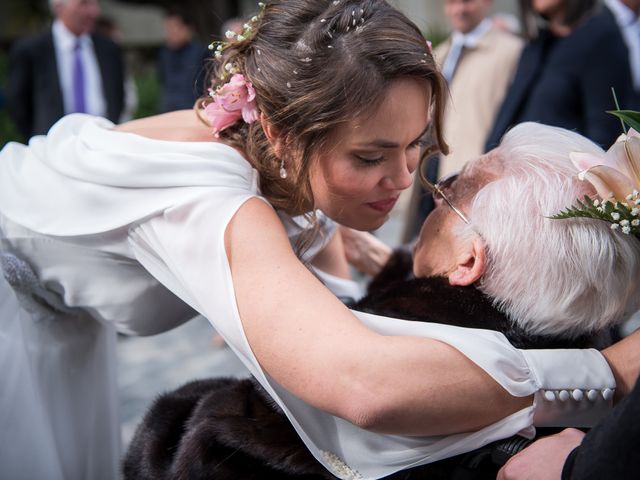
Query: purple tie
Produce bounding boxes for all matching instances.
[73,40,86,113]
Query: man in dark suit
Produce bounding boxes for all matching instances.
[7,0,125,139]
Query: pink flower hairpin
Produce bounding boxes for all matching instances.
[204,74,260,137]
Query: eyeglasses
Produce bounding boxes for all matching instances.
[419,169,470,224]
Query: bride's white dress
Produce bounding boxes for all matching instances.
[0,115,615,480]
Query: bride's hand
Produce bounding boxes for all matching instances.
[339,226,392,277]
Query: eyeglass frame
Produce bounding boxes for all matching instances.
[418,168,470,224]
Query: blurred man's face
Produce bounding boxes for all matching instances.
[623,0,640,15]
[444,0,492,34]
[165,16,193,50]
[56,0,100,36]
[530,0,564,18]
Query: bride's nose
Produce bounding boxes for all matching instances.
[380,156,413,190]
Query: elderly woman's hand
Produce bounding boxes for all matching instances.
[339,226,392,277]
[497,428,585,480]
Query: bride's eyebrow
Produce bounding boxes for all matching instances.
[356,123,431,149]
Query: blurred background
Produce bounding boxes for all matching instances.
[0,0,520,147]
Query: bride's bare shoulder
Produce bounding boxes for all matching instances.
[113,110,213,142]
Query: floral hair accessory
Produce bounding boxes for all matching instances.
[553,108,640,238]
[208,2,266,61]
[204,74,260,137]
[426,40,433,54]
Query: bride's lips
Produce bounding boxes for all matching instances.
[366,196,399,213]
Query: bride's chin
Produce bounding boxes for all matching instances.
[342,216,388,232]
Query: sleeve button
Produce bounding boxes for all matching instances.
[544,390,556,402]
[587,389,598,401]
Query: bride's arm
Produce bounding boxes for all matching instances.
[226,198,531,435]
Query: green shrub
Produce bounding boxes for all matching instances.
[0,52,24,147]
[133,69,160,120]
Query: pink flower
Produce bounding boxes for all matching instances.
[426,40,433,54]
[570,129,640,203]
[204,74,260,137]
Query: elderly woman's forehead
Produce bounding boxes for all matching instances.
[453,151,503,201]
[461,150,502,177]
[459,150,503,183]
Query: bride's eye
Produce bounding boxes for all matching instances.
[354,154,385,166]
[409,139,429,149]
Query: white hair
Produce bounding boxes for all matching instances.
[466,122,640,338]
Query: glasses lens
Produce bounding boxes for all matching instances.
[438,173,458,194]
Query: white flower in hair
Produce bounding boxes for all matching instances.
[553,108,640,239]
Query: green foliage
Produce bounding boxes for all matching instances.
[423,28,449,49]
[0,51,24,147]
[551,195,640,238]
[607,110,640,133]
[133,70,160,120]
[0,111,23,148]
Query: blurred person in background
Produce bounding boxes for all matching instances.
[605,0,640,104]
[403,0,522,241]
[486,0,635,151]
[158,7,208,112]
[7,0,125,138]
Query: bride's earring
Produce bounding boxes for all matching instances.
[279,158,287,179]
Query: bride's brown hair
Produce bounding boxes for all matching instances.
[198,0,447,216]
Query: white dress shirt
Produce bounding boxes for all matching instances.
[441,18,493,83]
[52,20,106,117]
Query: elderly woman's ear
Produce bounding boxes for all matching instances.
[448,236,486,286]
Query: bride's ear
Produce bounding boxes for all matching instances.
[260,113,285,158]
[448,236,486,286]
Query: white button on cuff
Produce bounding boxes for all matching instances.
[572,389,584,401]
[587,389,599,402]
[558,390,570,402]
[602,388,614,401]
[544,390,556,402]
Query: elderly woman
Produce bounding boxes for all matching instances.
[415,121,640,340]
[124,122,640,479]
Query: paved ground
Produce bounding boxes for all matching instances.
[117,318,249,448]
[117,201,407,451]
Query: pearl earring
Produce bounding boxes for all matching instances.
[279,159,287,179]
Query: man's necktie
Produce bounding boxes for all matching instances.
[73,40,86,113]
[441,38,464,84]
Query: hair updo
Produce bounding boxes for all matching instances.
[199,0,446,216]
